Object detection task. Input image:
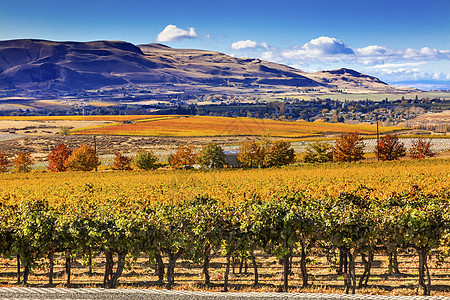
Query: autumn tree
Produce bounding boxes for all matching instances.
[263,140,295,167]
[64,144,99,171]
[47,143,72,172]
[375,134,406,161]
[197,143,226,169]
[169,145,197,169]
[14,152,34,172]
[410,138,435,159]
[333,132,365,162]
[237,140,264,168]
[134,150,158,170]
[303,141,333,163]
[112,152,133,170]
[0,152,9,173]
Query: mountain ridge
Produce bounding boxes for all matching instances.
[0,39,410,93]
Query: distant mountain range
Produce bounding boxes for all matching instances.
[0,39,412,93]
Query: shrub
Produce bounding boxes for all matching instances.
[112,152,133,170]
[47,143,72,172]
[169,145,197,169]
[134,150,158,170]
[333,132,365,162]
[64,144,99,171]
[263,140,295,167]
[410,138,435,159]
[0,152,10,173]
[60,126,71,136]
[14,152,34,172]
[197,143,226,169]
[303,141,333,163]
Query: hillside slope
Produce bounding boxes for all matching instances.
[0,39,406,93]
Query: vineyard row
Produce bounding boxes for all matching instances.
[1,186,449,296]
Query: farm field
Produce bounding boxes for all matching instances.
[1,158,448,204]
[0,159,449,296]
[72,115,403,137]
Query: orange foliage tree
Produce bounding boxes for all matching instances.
[0,152,9,173]
[64,144,99,171]
[375,134,406,161]
[48,143,72,172]
[169,145,197,169]
[410,138,435,159]
[237,140,264,168]
[332,132,365,162]
[14,152,34,172]
[112,152,133,170]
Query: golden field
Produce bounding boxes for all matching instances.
[73,116,404,137]
[1,159,448,208]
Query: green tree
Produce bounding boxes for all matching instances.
[197,143,226,169]
[375,134,406,161]
[332,132,365,162]
[263,140,295,167]
[303,141,333,163]
[134,150,158,170]
[65,144,99,171]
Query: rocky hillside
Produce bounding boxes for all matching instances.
[0,39,406,92]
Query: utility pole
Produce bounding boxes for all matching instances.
[94,136,97,171]
[376,120,379,161]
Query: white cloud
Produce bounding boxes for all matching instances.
[279,37,354,63]
[156,25,198,42]
[228,36,450,85]
[252,37,450,67]
[370,68,450,82]
[368,62,427,69]
[231,40,259,50]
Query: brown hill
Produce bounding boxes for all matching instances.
[0,39,408,93]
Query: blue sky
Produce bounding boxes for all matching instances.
[1,0,449,89]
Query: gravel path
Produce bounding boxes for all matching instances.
[0,288,449,300]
